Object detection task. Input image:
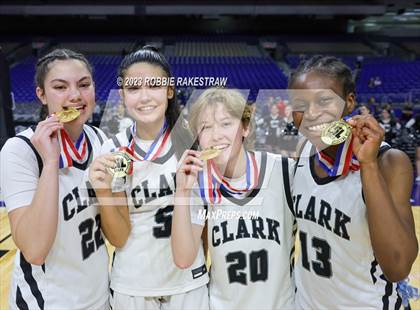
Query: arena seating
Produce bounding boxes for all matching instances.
[8,41,420,106]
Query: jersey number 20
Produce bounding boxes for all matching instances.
[226,250,268,285]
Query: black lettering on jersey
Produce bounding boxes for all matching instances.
[79,214,105,260]
[266,218,281,245]
[293,194,303,218]
[226,251,247,285]
[85,181,99,205]
[236,217,251,239]
[63,185,95,222]
[318,200,332,231]
[131,186,143,208]
[294,195,351,241]
[158,174,173,198]
[304,196,316,223]
[212,217,280,248]
[333,209,351,240]
[299,230,332,278]
[131,173,176,209]
[171,172,176,189]
[251,217,266,239]
[226,249,269,285]
[212,225,221,247]
[63,193,75,221]
[73,187,88,214]
[153,205,174,238]
[142,180,157,203]
[221,221,235,244]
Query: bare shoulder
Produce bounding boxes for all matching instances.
[379,148,412,175]
[379,149,413,195]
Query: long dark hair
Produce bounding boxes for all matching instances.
[35,49,93,120]
[118,46,197,157]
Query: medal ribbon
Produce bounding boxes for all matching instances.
[198,151,259,205]
[113,120,170,175]
[58,129,88,169]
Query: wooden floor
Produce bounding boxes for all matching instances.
[1,208,419,310]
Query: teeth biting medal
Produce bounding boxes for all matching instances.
[199,147,221,161]
[54,107,80,123]
[321,119,352,145]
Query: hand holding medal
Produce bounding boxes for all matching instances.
[89,154,117,190]
[177,150,204,193]
[31,114,64,163]
[346,115,385,165]
[177,147,223,194]
[320,115,385,166]
[107,151,134,178]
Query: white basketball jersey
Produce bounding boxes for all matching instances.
[191,152,296,310]
[293,141,402,309]
[103,128,208,297]
[1,125,109,310]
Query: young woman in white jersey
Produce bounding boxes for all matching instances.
[89,46,209,310]
[0,49,109,310]
[289,55,418,309]
[171,88,296,310]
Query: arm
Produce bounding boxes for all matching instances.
[362,149,418,281]
[172,190,205,269]
[9,162,60,265]
[89,154,131,248]
[171,150,205,269]
[4,117,63,265]
[349,115,418,281]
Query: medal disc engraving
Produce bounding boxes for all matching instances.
[108,152,132,178]
[321,120,352,145]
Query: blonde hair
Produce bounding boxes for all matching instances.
[188,88,255,150]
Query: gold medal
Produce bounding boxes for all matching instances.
[199,147,221,161]
[108,152,132,178]
[55,107,80,123]
[321,120,352,145]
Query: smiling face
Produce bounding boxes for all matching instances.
[197,102,249,168]
[289,71,355,147]
[120,62,173,127]
[36,59,95,126]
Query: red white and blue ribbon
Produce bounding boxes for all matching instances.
[58,129,88,169]
[198,151,259,205]
[316,136,360,177]
[114,120,170,163]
